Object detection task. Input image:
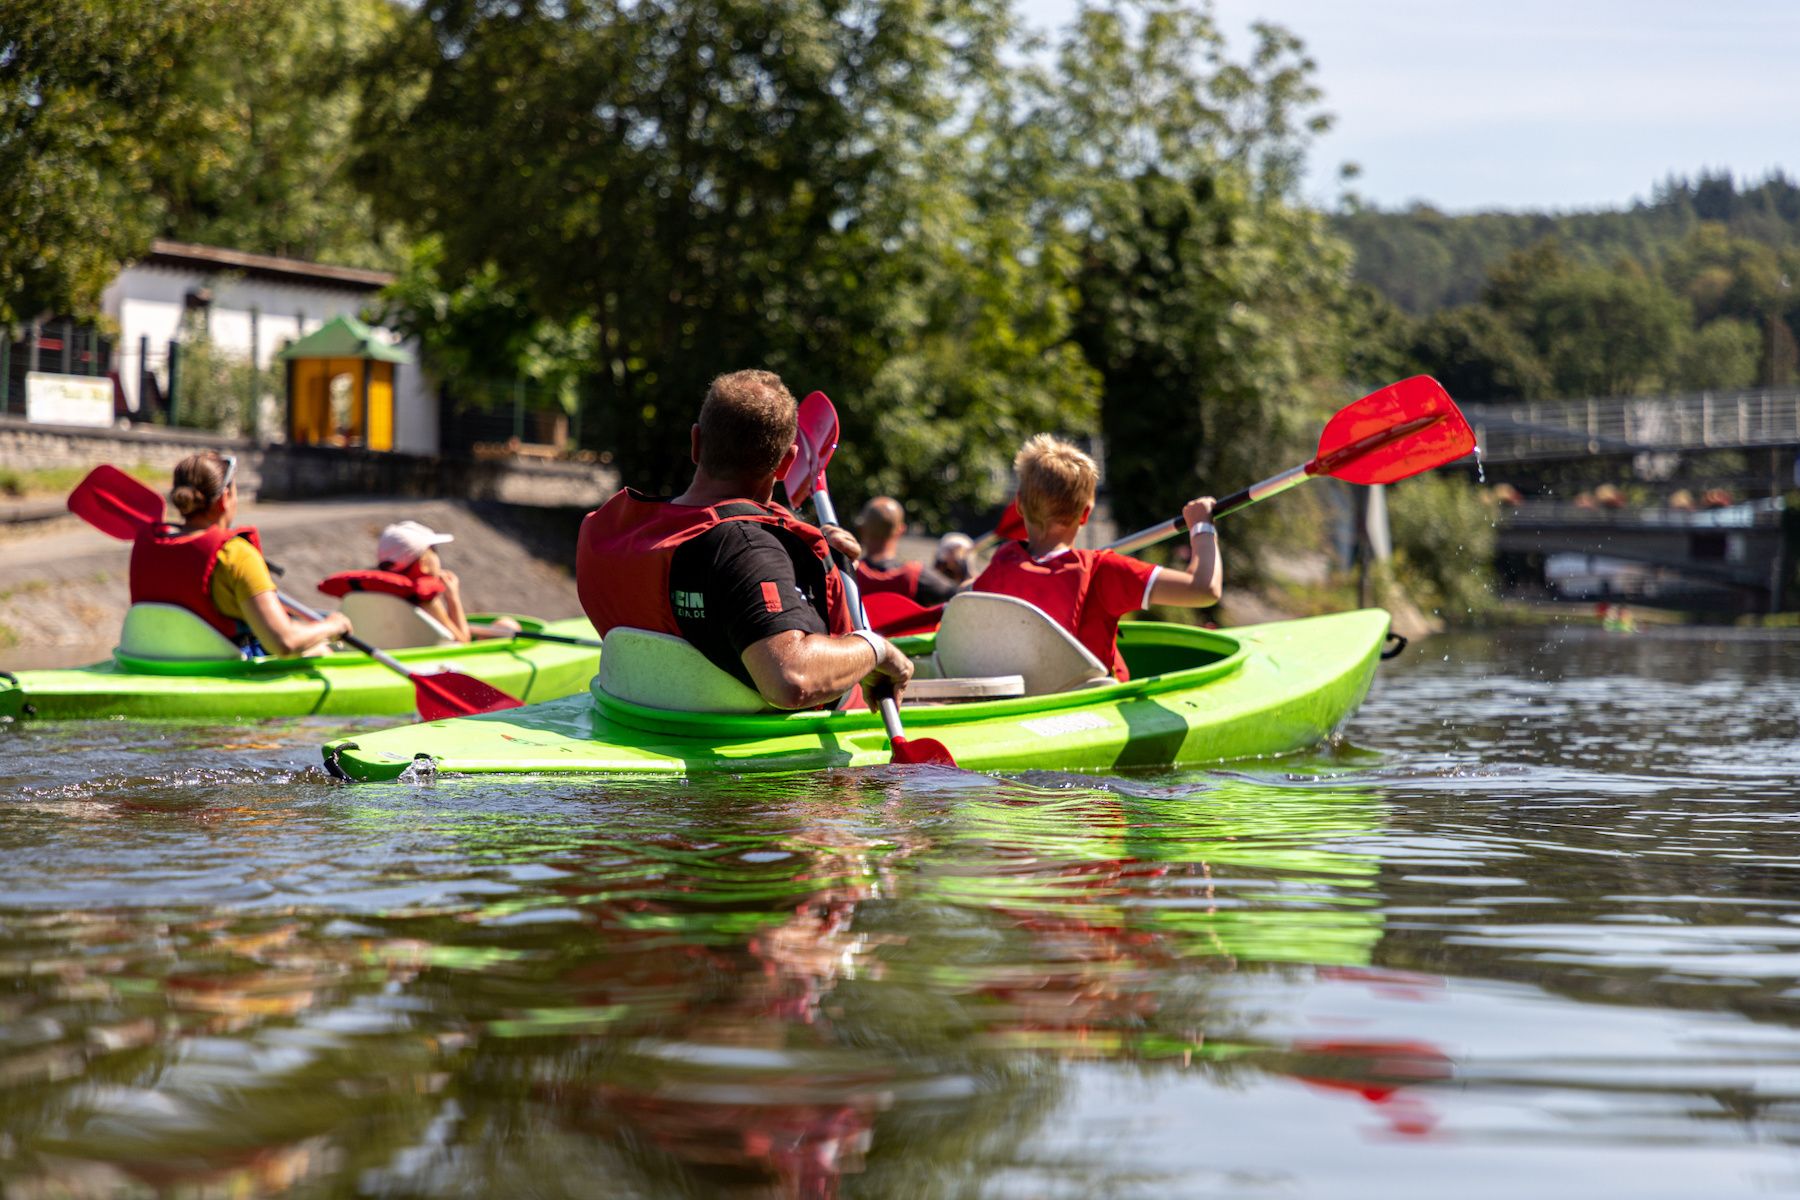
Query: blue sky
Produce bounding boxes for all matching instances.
[1014,0,1800,213]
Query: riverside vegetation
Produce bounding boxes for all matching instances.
[9,1,1797,620]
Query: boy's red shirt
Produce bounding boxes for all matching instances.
[971,543,1159,681]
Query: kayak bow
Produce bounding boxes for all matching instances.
[1,615,598,720]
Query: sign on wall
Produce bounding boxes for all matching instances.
[25,372,113,428]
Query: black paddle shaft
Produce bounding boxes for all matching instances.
[1106,463,1312,555]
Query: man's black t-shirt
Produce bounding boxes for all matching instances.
[667,522,831,687]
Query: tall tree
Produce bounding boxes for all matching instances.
[352,0,1094,510]
[1026,1,1354,538]
[152,0,405,267]
[0,0,252,323]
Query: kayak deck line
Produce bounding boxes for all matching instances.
[0,615,600,720]
[322,610,1393,781]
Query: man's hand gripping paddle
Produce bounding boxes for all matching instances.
[1105,376,1476,554]
[67,467,525,721]
[783,392,956,768]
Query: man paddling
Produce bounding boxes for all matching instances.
[852,497,962,605]
[576,370,913,709]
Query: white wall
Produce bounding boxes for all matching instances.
[101,263,438,454]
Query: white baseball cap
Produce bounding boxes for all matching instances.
[377,520,454,569]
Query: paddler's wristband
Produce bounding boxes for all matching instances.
[1191,521,1217,536]
[849,628,887,667]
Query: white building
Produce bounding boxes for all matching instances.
[99,240,438,454]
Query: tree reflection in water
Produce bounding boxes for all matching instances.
[0,770,1440,1198]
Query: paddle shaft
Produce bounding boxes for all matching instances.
[503,629,602,648]
[1105,410,1453,555]
[1105,463,1309,554]
[276,591,416,677]
[808,488,913,748]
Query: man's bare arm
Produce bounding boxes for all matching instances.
[741,629,912,710]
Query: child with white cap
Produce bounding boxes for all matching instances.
[376,520,520,641]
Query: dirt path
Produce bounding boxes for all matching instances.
[0,497,585,669]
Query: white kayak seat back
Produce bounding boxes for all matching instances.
[594,627,775,714]
[116,602,245,662]
[934,592,1111,697]
[337,591,457,649]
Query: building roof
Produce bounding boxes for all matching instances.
[278,314,413,364]
[144,240,396,291]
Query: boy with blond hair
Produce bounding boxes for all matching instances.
[971,434,1222,680]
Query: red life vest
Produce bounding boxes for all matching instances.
[972,542,1133,681]
[854,557,924,601]
[316,568,446,605]
[128,523,264,640]
[576,489,852,638]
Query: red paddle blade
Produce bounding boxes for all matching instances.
[993,498,1027,541]
[1313,376,1475,486]
[414,671,526,721]
[68,465,165,540]
[782,390,841,505]
[890,734,956,767]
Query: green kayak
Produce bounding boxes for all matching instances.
[322,609,1392,781]
[0,616,599,720]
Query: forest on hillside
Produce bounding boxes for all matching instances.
[1340,172,1800,405]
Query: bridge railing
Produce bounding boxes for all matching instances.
[1467,388,1800,461]
[1500,497,1786,529]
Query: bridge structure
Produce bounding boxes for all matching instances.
[1465,387,1800,465]
[1495,498,1788,612]
[1456,389,1798,612]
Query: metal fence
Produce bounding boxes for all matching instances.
[1501,496,1787,529]
[1468,389,1800,461]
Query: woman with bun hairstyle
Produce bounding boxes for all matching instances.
[128,451,352,656]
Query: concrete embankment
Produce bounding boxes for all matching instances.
[0,497,589,669]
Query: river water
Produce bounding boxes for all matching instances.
[1,627,1798,1198]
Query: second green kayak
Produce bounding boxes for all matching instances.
[0,616,600,720]
[323,609,1393,781]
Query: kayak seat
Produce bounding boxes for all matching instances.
[905,674,1026,703]
[336,592,457,649]
[116,603,245,663]
[593,627,775,714]
[934,592,1110,697]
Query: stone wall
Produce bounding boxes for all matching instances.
[0,416,260,490]
[0,417,616,510]
[258,443,617,508]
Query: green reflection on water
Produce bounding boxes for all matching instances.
[1,773,1389,1198]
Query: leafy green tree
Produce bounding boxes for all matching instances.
[152,0,404,267]
[1030,2,1353,545]
[1672,317,1762,392]
[353,0,1092,508]
[0,0,253,323]
[1407,305,1550,403]
[1484,242,1687,397]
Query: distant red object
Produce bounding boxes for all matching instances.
[864,592,943,637]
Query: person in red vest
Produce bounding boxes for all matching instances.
[971,434,1222,681]
[851,497,962,605]
[375,521,521,642]
[576,370,913,709]
[129,451,351,656]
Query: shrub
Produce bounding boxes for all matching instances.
[1386,472,1498,620]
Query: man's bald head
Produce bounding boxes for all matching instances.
[857,496,905,545]
[697,370,798,483]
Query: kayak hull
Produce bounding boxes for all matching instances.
[0,616,599,720]
[322,610,1392,781]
